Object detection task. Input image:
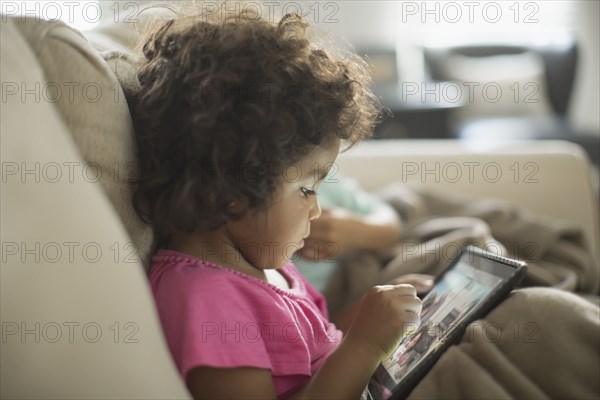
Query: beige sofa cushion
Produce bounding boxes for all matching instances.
[1,16,189,399]
[12,17,153,268]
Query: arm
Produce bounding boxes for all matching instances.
[186,285,422,400]
[302,284,421,399]
[186,338,380,400]
[290,334,381,399]
[355,202,402,251]
[187,367,276,399]
[299,205,401,260]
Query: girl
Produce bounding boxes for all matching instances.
[132,9,422,399]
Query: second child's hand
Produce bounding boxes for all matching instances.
[299,208,363,260]
[299,206,401,260]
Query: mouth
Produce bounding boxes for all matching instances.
[297,231,309,248]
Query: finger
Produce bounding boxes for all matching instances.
[398,297,423,314]
[311,209,332,224]
[372,284,400,291]
[304,231,329,242]
[304,237,339,253]
[392,284,418,297]
[307,235,337,247]
[298,247,319,261]
[393,311,421,331]
[417,282,434,294]
[374,284,417,297]
[299,244,335,261]
[301,238,322,252]
[307,221,332,236]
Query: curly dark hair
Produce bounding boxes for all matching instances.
[131,8,380,248]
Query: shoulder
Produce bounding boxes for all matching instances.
[148,252,279,380]
[150,250,237,290]
[149,250,278,313]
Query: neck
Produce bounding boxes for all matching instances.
[167,230,267,282]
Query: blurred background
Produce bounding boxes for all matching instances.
[7,0,599,164]
[308,1,599,164]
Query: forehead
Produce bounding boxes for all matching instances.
[296,139,341,171]
[272,139,341,189]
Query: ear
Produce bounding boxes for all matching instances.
[227,199,247,215]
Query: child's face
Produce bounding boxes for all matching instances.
[226,139,341,270]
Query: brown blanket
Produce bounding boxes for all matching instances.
[325,184,599,314]
[410,288,600,399]
[323,184,600,399]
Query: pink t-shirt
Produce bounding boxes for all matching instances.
[149,249,343,398]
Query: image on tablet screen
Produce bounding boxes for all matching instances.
[380,261,503,387]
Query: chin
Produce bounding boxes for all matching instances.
[250,254,289,270]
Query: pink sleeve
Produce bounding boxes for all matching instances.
[154,270,274,379]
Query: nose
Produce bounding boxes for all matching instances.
[308,195,321,221]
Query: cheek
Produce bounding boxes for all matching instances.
[269,196,308,236]
[291,197,313,223]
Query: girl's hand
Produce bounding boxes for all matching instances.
[346,284,422,362]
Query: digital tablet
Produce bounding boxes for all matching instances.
[367,246,527,400]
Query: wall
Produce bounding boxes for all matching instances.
[314,0,599,137]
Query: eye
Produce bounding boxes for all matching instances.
[300,187,317,197]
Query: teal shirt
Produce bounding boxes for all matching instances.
[293,175,387,292]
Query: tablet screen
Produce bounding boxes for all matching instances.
[368,247,526,399]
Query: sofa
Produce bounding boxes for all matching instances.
[1,12,598,399]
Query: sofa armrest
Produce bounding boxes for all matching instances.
[337,139,599,264]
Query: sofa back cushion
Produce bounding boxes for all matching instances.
[12,17,153,268]
[1,16,190,398]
